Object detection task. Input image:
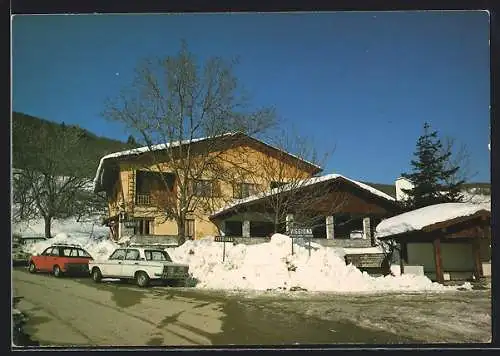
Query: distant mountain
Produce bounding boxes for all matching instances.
[12,111,136,178]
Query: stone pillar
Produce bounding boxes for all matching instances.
[326,216,335,239]
[242,220,250,238]
[362,217,371,240]
[286,214,294,233]
[220,221,226,236]
[433,238,444,284]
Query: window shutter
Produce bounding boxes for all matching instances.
[212,180,221,197]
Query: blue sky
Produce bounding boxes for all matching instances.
[12,12,490,184]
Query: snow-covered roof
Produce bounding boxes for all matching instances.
[376,203,491,238]
[93,132,322,193]
[210,173,396,219]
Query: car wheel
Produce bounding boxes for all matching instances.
[91,268,102,283]
[135,271,149,288]
[28,262,37,274]
[53,265,63,278]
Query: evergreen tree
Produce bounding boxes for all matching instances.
[126,135,138,147]
[401,123,465,210]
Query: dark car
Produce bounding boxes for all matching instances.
[12,236,47,266]
[28,244,93,277]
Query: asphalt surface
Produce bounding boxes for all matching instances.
[12,268,492,347]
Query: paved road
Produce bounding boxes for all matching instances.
[13,269,225,346]
[12,268,491,346]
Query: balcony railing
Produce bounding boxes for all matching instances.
[135,194,151,206]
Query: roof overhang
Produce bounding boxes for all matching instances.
[93,132,323,193]
[209,174,399,221]
[377,209,491,241]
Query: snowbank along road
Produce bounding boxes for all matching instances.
[12,268,491,346]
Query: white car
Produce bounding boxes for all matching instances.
[88,247,190,287]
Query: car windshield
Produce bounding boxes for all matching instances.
[144,250,172,262]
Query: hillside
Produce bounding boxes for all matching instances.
[12,111,490,193]
[12,111,136,178]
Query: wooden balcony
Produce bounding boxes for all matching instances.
[135,194,151,206]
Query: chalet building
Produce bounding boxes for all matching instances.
[376,203,491,283]
[209,174,401,246]
[93,132,321,241]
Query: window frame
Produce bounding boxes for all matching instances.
[144,250,172,262]
[192,179,219,197]
[233,182,259,199]
[109,249,126,260]
[124,249,140,261]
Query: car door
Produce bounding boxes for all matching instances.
[45,247,62,271]
[121,249,141,278]
[35,247,53,271]
[104,249,126,277]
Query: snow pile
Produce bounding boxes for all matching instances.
[376,203,490,238]
[13,215,109,239]
[167,234,460,293]
[461,192,491,211]
[13,216,117,259]
[24,233,119,260]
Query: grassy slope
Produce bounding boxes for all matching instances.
[12,111,135,177]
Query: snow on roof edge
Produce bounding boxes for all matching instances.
[92,132,323,192]
[375,202,490,238]
[210,173,396,218]
[93,133,237,192]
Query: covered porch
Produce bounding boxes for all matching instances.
[377,205,491,283]
[210,174,401,246]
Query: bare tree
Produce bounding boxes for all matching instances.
[12,124,99,238]
[102,41,276,242]
[229,129,343,235]
[440,136,477,202]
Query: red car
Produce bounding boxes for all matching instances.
[28,243,93,277]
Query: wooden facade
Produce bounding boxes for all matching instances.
[379,210,491,283]
[210,176,401,242]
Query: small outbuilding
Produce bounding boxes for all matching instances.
[376,203,491,283]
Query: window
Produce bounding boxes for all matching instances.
[77,249,91,258]
[136,171,176,194]
[42,247,56,256]
[233,183,259,199]
[191,179,219,197]
[50,248,60,257]
[134,219,153,235]
[62,248,73,257]
[125,249,140,260]
[144,250,172,262]
[109,249,126,260]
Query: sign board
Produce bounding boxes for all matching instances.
[214,236,235,243]
[124,220,137,228]
[289,228,313,238]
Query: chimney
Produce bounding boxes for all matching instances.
[395,177,414,201]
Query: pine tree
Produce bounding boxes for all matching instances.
[401,123,465,210]
[126,135,138,147]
